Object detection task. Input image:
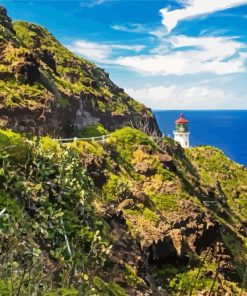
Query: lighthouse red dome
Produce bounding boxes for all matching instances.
[175,113,189,124]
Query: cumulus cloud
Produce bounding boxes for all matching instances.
[126,85,247,110]
[160,0,247,32]
[115,35,246,75]
[66,40,145,62]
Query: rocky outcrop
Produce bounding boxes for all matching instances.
[141,200,220,262]
[13,53,40,84]
[0,6,14,32]
[35,49,57,73]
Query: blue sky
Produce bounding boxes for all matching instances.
[1,0,247,109]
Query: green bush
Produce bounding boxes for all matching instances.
[68,140,104,157]
[150,193,177,211]
[143,207,159,222]
[169,268,218,294]
[124,264,143,288]
[39,136,62,158]
[77,124,108,138]
[103,174,131,202]
[107,127,155,163]
[0,129,30,161]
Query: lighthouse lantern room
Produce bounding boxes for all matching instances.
[173,113,190,148]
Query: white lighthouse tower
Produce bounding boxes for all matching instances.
[173,113,190,148]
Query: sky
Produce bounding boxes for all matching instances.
[1,0,247,110]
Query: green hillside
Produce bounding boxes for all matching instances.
[0,128,246,295]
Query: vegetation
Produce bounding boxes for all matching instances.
[0,131,115,294]
[107,127,155,163]
[186,146,247,222]
[77,124,109,138]
[103,174,131,202]
[0,127,246,295]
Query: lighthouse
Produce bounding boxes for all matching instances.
[173,113,190,148]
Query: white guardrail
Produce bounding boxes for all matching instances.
[53,134,112,144]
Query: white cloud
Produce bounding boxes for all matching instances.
[111,44,145,52]
[160,0,247,32]
[66,40,145,62]
[115,35,246,75]
[126,85,247,110]
[111,23,147,34]
[67,40,110,60]
[149,28,167,39]
[112,23,168,40]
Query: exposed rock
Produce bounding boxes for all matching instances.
[13,53,40,84]
[208,241,239,282]
[133,161,157,176]
[74,100,99,130]
[117,199,135,212]
[158,153,176,171]
[35,49,57,73]
[131,182,150,205]
[0,6,14,32]
[81,153,107,187]
[137,200,220,265]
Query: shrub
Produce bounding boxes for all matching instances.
[103,174,131,202]
[68,140,104,157]
[150,193,177,211]
[0,129,30,161]
[169,268,218,294]
[143,207,159,222]
[77,124,108,138]
[39,136,62,158]
[107,127,155,163]
[124,264,143,288]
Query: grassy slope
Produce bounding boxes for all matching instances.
[0,127,246,295]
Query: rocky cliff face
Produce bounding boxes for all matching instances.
[0,7,159,137]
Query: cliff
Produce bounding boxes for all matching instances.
[0,7,159,137]
[0,127,246,295]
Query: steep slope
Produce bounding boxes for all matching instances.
[0,7,159,137]
[0,127,246,295]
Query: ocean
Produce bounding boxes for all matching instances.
[154,110,247,167]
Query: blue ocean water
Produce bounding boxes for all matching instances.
[154,110,247,167]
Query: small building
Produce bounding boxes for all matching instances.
[173,113,190,148]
